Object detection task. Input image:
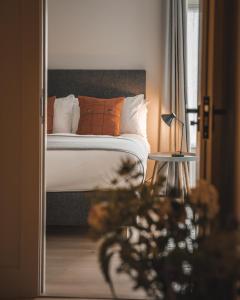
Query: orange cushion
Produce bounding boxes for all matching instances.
[77,96,124,136]
[47,96,56,134]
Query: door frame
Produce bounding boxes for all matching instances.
[39,0,211,297]
[198,0,239,221]
[198,0,215,181]
[0,0,45,297]
[40,0,240,297]
[40,0,48,295]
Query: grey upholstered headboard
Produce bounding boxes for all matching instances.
[48,69,146,98]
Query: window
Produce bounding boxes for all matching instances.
[186,0,200,185]
[186,0,200,153]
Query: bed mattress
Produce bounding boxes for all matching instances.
[46,134,150,192]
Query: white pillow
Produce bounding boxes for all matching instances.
[72,98,80,133]
[53,95,75,133]
[120,94,148,137]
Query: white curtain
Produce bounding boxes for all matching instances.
[159,0,189,153]
[155,0,189,194]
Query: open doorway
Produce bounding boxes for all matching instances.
[44,1,152,298]
[44,70,148,299]
[43,0,200,298]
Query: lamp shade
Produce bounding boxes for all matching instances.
[161,113,176,127]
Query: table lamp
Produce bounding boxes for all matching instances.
[161,113,184,157]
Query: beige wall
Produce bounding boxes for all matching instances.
[48,0,163,156]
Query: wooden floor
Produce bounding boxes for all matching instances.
[34,298,124,300]
[34,298,127,300]
[45,228,146,300]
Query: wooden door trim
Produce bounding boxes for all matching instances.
[0,0,44,297]
[199,0,216,181]
[40,0,47,295]
[20,0,44,296]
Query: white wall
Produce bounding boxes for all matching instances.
[48,0,163,159]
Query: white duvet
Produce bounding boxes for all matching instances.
[46,134,150,192]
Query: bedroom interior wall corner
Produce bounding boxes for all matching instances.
[47,0,163,172]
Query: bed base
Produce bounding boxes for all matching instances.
[47,69,146,226]
[46,192,92,226]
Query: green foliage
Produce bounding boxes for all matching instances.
[88,159,240,300]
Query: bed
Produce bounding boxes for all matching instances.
[46,70,147,226]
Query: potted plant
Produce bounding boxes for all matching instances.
[88,160,240,300]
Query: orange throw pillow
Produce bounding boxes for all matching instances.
[77,96,124,136]
[47,96,56,134]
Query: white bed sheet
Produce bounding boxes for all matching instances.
[46,134,150,192]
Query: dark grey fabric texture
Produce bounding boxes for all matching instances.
[46,192,91,226]
[47,69,146,227]
[48,69,146,98]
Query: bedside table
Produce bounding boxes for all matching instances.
[148,152,197,197]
